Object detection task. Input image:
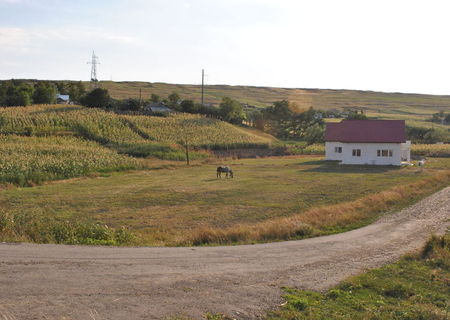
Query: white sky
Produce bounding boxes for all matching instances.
[1,0,450,95]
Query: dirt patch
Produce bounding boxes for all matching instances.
[1,187,449,319]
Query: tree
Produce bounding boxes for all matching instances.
[68,81,86,103]
[168,92,180,108]
[423,129,449,143]
[118,98,141,111]
[346,110,367,120]
[150,93,160,103]
[33,82,57,104]
[303,123,325,144]
[180,100,197,113]
[1,81,34,106]
[81,88,110,108]
[219,97,246,124]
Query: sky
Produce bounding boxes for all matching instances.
[1,0,450,95]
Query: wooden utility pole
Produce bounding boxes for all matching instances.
[182,121,190,166]
[184,137,190,166]
[201,69,204,106]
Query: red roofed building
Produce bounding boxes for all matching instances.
[325,120,411,165]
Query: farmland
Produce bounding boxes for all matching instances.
[0,135,139,186]
[0,104,274,163]
[1,104,450,246]
[1,156,450,246]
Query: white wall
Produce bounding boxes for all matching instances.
[401,141,411,162]
[325,142,344,161]
[325,142,406,165]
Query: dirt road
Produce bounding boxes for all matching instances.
[1,187,449,320]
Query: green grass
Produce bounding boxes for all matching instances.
[99,81,450,129]
[268,232,450,320]
[1,156,449,246]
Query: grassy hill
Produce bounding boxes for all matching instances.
[98,81,450,129]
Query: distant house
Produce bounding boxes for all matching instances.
[56,94,70,104]
[144,102,174,114]
[325,120,411,166]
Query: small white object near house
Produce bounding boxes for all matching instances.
[325,120,411,166]
[56,94,70,104]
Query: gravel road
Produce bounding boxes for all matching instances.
[1,187,449,320]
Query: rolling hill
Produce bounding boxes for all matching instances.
[98,81,450,129]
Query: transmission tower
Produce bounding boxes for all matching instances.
[87,51,100,84]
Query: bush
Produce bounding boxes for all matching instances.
[81,88,111,108]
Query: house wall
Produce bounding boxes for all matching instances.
[325,142,344,161]
[401,141,411,162]
[326,142,405,165]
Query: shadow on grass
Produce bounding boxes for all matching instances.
[299,160,402,174]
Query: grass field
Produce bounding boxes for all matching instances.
[1,156,450,246]
[268,232,450,320]
[99,81,450,130]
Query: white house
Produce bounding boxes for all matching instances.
[325,120,411,166]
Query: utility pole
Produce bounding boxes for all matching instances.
[201,69,204,106]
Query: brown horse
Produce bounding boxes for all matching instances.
[216,166,234,178]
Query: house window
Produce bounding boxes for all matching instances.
[334,146,342,153]
[377,149,393,157]
[352,149,361,157]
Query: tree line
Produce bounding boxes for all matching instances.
[0,80,86,106]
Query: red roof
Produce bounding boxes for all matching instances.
[325,120,406,143]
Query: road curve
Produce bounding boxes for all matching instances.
[1,187,450,320]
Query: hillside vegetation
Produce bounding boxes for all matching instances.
[99,81,450,130]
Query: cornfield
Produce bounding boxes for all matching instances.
[0,135,139,186]
[411,144,450,157]
[127,113,273,149]
[0,105,272,155]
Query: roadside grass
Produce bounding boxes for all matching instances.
[1,156,450,246]
[268,232,450,320]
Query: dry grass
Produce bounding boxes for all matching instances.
[2,156,450,246]
[183,171,450,245]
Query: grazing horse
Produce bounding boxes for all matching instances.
[216,166,234,179]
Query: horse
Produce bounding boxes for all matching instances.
[216,166,234,179]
